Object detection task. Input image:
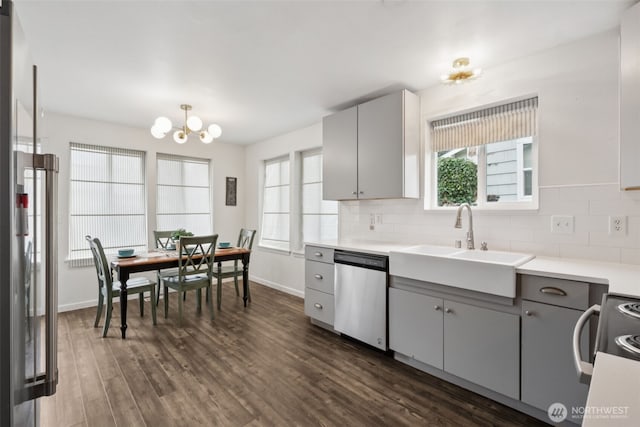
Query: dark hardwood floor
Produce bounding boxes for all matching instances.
[41,282,548,426]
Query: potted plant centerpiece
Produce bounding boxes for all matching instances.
[171,228,193,252]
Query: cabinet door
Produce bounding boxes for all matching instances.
[357,91,404,199]
[389,288,443,369]
[620,2,640,190]
[322,106,358,200]
[444,301,520,399]
[521,301,589,412]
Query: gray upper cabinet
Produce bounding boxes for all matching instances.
[620,2,640,190]
[322,90,420,200]
[322,106,358,200]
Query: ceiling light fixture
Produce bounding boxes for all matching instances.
[440,57,482,85]
[151,104,222,144]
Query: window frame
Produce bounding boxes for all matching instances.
[258,155,292,252]
[67,142,148,266]
[155,153,213,237]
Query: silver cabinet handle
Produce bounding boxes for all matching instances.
[359,191,364,194]
[540,287,567,296]
[314,252,323,257]
[352,191,357,195]
[314,303,323,310]
[434,305,441,311]
[525,310,533,316]
[314,274,323,280]
[573,304,599,384]
[445,308,452,314]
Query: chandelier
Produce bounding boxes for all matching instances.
[150,104,222,144]
[440,57,482,84]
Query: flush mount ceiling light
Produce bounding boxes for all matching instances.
[440,57,482,85]
[151,104,222,144]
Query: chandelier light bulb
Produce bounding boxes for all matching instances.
[150,125,165,139]
[154,116,172,134]
[200,130,214,144]
[208,123,222,138]
[186,115,203,132]
[173,130,187,144]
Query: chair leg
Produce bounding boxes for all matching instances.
[150,288,157,326]
[139,293,144,317]
[178,289,183,327]
[164,285,169,319]
[234,274,239,296]
[196,289,202,313]
[155,279,161,306]
[102,300,112,338]
[94,293,104,327]
[208,284,215,321]
[217,274,222,310]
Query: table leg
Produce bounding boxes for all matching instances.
[242,253,250,307]
[119,270,129,339]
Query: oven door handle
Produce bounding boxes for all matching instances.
[573,304,600,385]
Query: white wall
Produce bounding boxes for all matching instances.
[244,122,322,297]
[46,113,245,311]
[247,29,640,297]
[341,29,640,264]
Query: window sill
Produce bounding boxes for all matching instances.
[257,245,291,256]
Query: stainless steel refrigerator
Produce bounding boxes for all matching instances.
[1,1,59,425]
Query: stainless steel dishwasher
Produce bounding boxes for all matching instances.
[334,250,388,350]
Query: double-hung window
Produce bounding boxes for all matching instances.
[156,153,212,235]
[429,97,538,209]
[68,143,146,266]
[301,149,338,243]
[260,156,290,251]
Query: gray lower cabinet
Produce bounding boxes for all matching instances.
[443,300,520,399]
[389,288,519,399]
[304,245,335,327]
[389,288,443,369]
[521,300,589,413]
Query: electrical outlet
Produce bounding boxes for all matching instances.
[369,213,375,231]
[551,215,574,234]
[609,215,627,236]
[376,214,383,224]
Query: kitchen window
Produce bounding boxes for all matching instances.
[156,153,212,236]
[301,149,338,243]
[68,143,147,266]
[259,156,290,251]
[428,97,538,210]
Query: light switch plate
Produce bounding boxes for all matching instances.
[551,215,574,234]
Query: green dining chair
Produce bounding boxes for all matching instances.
[161,234,218,326]
[86,235,157,337]
[214,228,256,310]
[153,229,178,305]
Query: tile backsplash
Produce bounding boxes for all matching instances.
[339,184,640,265]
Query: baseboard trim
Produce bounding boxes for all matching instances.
[249,275,304,299]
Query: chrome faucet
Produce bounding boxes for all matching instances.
[454,203,475,250]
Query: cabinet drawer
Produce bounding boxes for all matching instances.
[521,275,589,310]
[304,288,334,325]
[305,261,334,294]
[305,245,334,264]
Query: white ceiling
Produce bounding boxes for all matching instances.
[15,0,634,145]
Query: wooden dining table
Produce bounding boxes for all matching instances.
[110,247,251,339]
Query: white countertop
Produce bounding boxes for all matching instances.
[305,240,412,256]
[581,352,640,426]
[516,257,640,298]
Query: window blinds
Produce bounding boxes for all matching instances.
[260,156,290,251]
[431,97,538,152]
[68,143,146,266]
[156,153,212,236]
[301,150,338,243]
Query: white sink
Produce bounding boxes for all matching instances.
[389,246,534,298]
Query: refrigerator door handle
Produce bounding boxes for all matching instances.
[26,153,59,399]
